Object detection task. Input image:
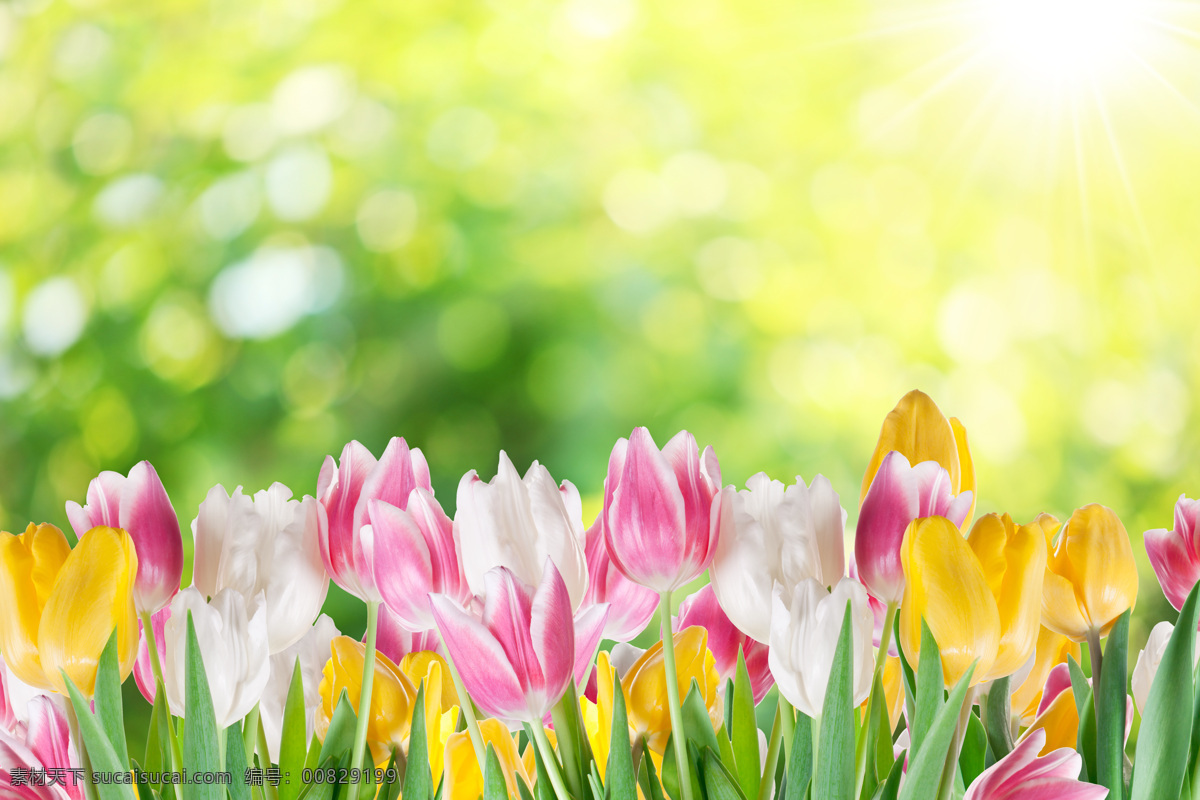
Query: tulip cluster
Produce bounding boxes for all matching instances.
[4,389,1200,800]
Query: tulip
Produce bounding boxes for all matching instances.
[316,437,432,602]
[1042,505,1138,643]
[398,651,459,710]
[1144,494,1200,611]
[580,651,619,780]
[768,578,875,719]
[1010,626,1080,726]
[710,471,846,643]
[964,729,1108,800]
[316,636,418,764]
[391,650,459,782]
[899,516,1000,687]
[1023,663,1131,756]
[0,694,82,800]
[192,483,329,653]
[859,389,976,525]
[375,605,443,665]
[442,718,533,800]
[855,451,973,604]
[622,626,722,754]
[430,561,575,724]
[677,584,774,703]
[0,523,139,697]
[66,462,183,614]
[1131,621,1200,715]
[163,587,270,728]
[603,427,722,593]
[260,615,341,761]
[366,490,470,632]
[456,452,589,610]
[966,513,1048,679]
[582,516,659,642]
[132,605,170,705]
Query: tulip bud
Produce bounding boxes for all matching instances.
[1144,494,1200,611]
[622,626,722,754]
[964,728,1108,800]
[677,584,774,703]
[66,462,182,614]
[1042,505,1138,641]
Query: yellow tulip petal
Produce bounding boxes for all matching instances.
[900,517,1000,687]
[320,636,416,752]
[0,525,67,690]
[1022,690,1078,756]
[400,650,459,710]
[37,526,139,697]
[949,417,976,526]
[622,627,721,753]
[445,718,530,800]
[1042,505,1138,640]
[582,651,618,780]
[1041,569,1092,643]
[967,515,1047,680]
[860,390,961,505]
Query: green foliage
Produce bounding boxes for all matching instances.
[1096,611,1131,800]
[731,651,760,800]
[403,684,434,800]
[606,671,638,800]
[280,660,312,800]
[813,604,856,800]
[182,613,221,800]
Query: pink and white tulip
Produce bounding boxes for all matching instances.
[66,461,184,614]
[192,483,329,653]
[316,437,432,602]
[677,584,773,703]
[0,696,81,800]
[456,452,589,611]
[603,427,722,593]
[854,451,973,603]
[133,605,170,704]
[430,561,575,724]
[1144,494,1200,611]
[581,516,659,642]
[964,729,1107,800]
[711,472,846,643]
[375,605,443,664]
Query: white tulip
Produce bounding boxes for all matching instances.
[768,577,874,719]
[259,615,340,761]
[1131,621,1200,715]
[192,483,329,654]
[455,452,589,610]
[711,472,847,643]
[164,587,271,729]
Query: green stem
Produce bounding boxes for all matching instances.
[936,686,977,800]
[243,703,261,767]
[348,601,380,800]
[854,601,897,798]
[757,704,785,800]
[660,591,695,800]
[811,712,822,775]
[141,610,183,800]
[779,695,796,758]
[532,723,572,800]
[437,629,489,773]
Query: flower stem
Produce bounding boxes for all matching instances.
[64,701,99,800]
[854,601,897,798]
[778,695,796,757]
[437,629,489,773]
[659,590,695,800]
[757,704,784,800]
[140,610,183,800]
[347,601,380,800]
[810,712,822,773]
[532,723,572,800]
[936,686,977,800]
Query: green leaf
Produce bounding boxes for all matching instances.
[702,746,748,800]
[130,759,159,800]
[785,708,813,800]
[94,630,130,769]
[182,613,221,800]
[639,750,666,800]
[225,721,251,800]
[682,678,724,757]
[872,673,895,787]
[895,615,918,735]
[875,757,904,800]
[530,727,557,800]
[896,662,976,800]
[606,670,638,800]
[983,676,1013,761]
[144,689,164,794]
[62,671,139,800]
[279,659,309,800]
[1131,581,1200,800]
[403,683,433,800]
[551,682,594,800]
[731,649,761,800]
[483,744,508,800]
[957,710,987,789]
[660,733,703,800]
[318,689,359,766]
[812,603,856,800]
[1068,657,1097,783]
[910,620,943,758]
[1097,611,1130,800]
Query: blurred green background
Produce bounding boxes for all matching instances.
[2,0,1200,647]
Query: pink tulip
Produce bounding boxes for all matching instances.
[1144,494,1200,611]
[603,427,722,593]
[430,561,575,723]
[854,451,973,603]
[964,729,1107,800]
[364,491,470,632]
[133,606,171,704]
[677,584,773,703]
[66,461,183,614]
[581,515,659,642]
[0,695,81,800]
[316,437,432,602]
[375,605,444,664]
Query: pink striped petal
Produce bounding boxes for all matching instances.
[662,433,721,580]
[1037,663,1073,716]
[317,442,377,594]
[368,500,436,631]
[526,561,576,707]
[133,606,171,705]
[375,605,442,663]
[573,604,610,688]
[86,471,127,529]
[677,584,774,703]
[430,594,529,721]
[582,517,658,642]
[482,568,545,698]
[120,461,183,614]
[1146,525,1200,611]
[352,438,430,538]
[23,698,73,772]
[407,489,469,605]
[944,491,974,528]
[854,451,919,604]
[964,729,1107,800]
[912,460,953,519]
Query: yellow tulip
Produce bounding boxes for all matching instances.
[881,656,905,730]
[860,390,976,526]
[899,516,1000,687]
[1010,626,1080,726]
[0,523,139,696]
[316,636,417,763]
[1041,505,1138,642]
[399,651,459,709]
[398,651,460,783]
[444,718,533,800]
[581,651,618,780]
[622,626,722,754]
[966,513,1048,680]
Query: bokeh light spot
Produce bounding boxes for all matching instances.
[22,277,87,357]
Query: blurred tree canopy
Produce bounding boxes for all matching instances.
[2,0,1200,638]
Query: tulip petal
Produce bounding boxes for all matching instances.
[950,418,976,526]
[353,438,429,540]
[24,696,73,771]
[1045,505,1138,639]
[120,461,183,614]
[318,441,378,591]
[528,562,575,707]
[860,390,960,505]
[431,594,529,720]
[1145,526,1199,611]
[662,432,719,577]
[84,471,127,530]
[0,525,72,691]
[572,603,610,688]
[368,500,436,631]
[854,451,919,603]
